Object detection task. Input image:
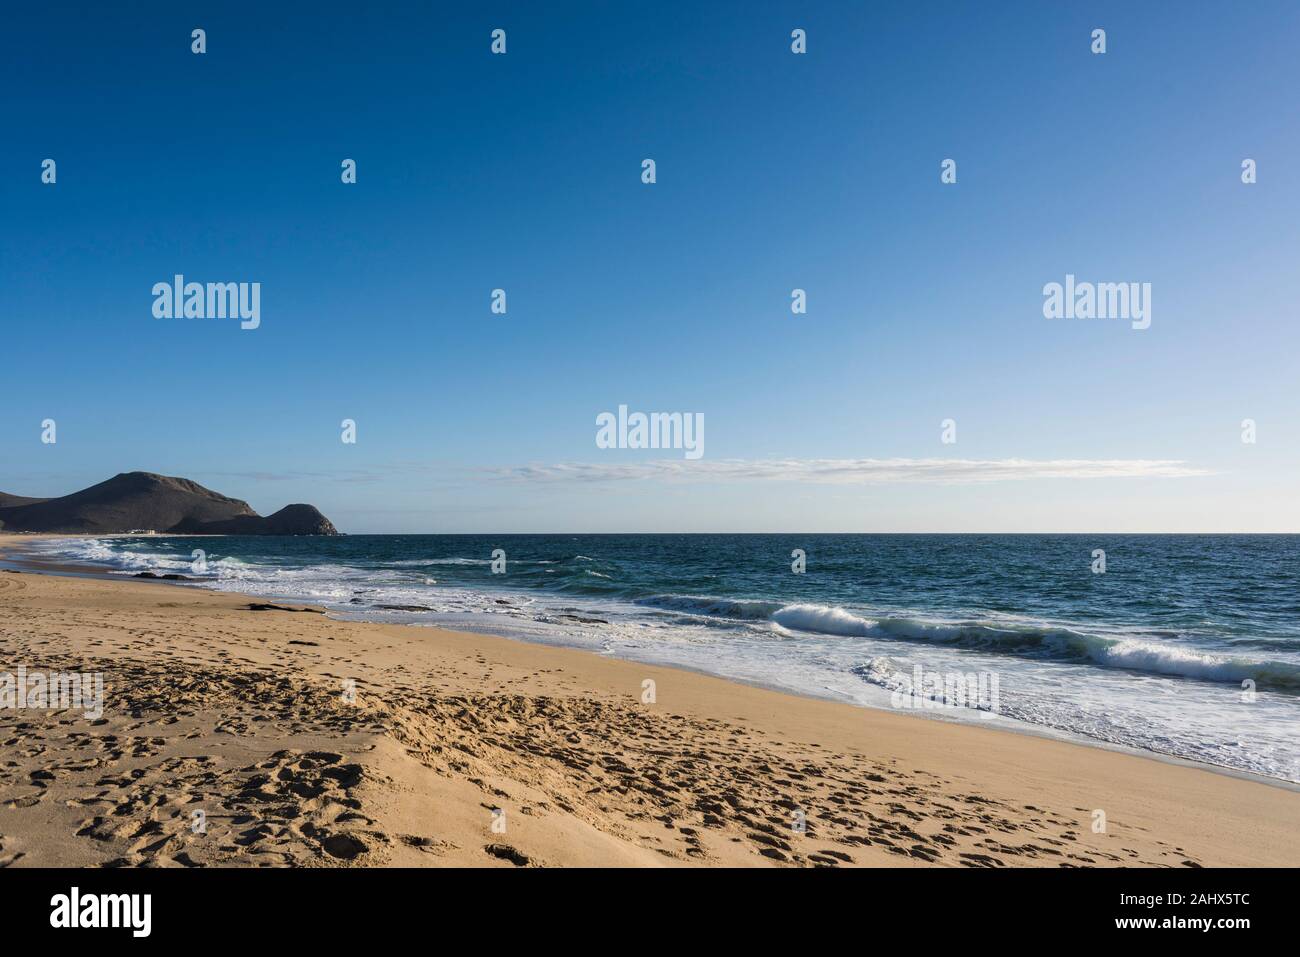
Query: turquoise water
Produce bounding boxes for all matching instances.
[36,533,1300,782]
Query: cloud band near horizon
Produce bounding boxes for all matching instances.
[482,458,1213,485]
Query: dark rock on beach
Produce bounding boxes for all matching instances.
[244,602,324,614]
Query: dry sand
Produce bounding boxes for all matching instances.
[1,536,1296,868]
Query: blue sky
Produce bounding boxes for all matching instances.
[3,1,1298,532]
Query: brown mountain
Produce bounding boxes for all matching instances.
[0,472,340,535]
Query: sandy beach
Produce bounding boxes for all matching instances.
[1,535,1296,869]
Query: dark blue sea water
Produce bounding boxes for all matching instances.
[37,533,1300,782]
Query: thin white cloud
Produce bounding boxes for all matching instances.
[483,458,1213,485]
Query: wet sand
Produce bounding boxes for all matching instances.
[1,535,1296,867]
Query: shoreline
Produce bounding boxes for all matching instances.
[2,533,1297,867]
[5,533,1295,793]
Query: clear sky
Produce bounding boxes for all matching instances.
[3,2,1298,533]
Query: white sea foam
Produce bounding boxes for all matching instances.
[384,557,483,566]
[773,603,876,636]
[23,538,1300,782]
[769,603,1300,690]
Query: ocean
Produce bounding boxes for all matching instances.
[31,533,1300,783]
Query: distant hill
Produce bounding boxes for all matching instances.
[0,491,50,508]
[0,472,340,535]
